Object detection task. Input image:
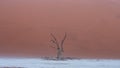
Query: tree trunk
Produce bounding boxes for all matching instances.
[56,48,62,60]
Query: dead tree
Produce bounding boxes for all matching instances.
[50,33,67,60]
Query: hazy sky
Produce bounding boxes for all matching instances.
[0,0,120,58]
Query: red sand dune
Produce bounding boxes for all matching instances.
[0,0,120,59]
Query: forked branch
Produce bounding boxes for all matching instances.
[49,32,67,60]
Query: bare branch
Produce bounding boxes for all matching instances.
[50,33,58,43]
[60,32,67,52]
[50,33,59,48]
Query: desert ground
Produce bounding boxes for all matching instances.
[0,58,120,68]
